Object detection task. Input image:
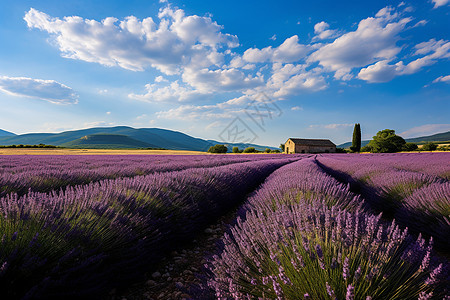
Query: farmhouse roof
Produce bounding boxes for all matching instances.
[287,138,336,147]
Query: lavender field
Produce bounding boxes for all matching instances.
[0,153,449,299]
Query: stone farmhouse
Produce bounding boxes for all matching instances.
[284,138,336,154]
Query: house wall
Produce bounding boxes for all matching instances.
[284,139,296,154]
[285,139,336,153]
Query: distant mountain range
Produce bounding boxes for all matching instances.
[338,131,450,148]
[0,126,278,152]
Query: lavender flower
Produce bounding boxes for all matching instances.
[425,263,442,285]
[205,157,448,299]
[316,244,323,259]
[278,266,292,285]
[343,257,350,280]
[326,282,336,300]
[270,275,284,299]
[346,284,355,300]
[0,261,8,274]
[418,291,433,300]
[0,155,294,299]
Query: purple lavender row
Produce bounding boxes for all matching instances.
[0,154,285,197]
[240,158,365,214]
[315,153,450,180]
[315,154,450,251]
[205,158,449,299]
[0,157,295,299]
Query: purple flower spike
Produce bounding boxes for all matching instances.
[326,282,336,300]
[278,266,292,285]
[346,284,355,300]
[343,257,350,280]
[315,244,323,259]
[0,261,8,274]
[304,293,311,299]
[425,263,442,285]
[420,250,431,272]
[418,291,433,300]
[271,276,284,299]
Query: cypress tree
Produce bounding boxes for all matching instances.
[351,123,361,152]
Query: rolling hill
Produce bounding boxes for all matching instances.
[338,131,450,148]
[0,129,16,137]
[60,134,157,149]
[0,126,278,152]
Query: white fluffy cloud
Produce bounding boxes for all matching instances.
[433,75,450,83]
[265,63,327,98]
[0,76,78,104]
[23,4,449,114]
[129,80,209,102]
[156,104,239,120]
[401,39,450,74]
[358,39,450,82]
[309,123,353,129]
[243,35,310,63]
[431,0,450,8]
[309,7,411,80]
[24,7,238,74]
[358,60,402,83]
[313,21,339,41]
[182,67,264,93]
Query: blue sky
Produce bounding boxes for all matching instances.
[0,0,449,146]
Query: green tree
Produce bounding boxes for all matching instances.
[243,147,257,153]
[208,144,228,153]
[264,148,271,153]
[279,144,285,152]
[402,143,418,152]
[421,142,438,151]
[437,145,450,151]
[367,129,406,153]
[350,123,361,152]
[232,146,241,153]
[360,145,372,152]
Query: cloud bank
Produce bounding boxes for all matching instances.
[24,4,450,119]
[0,76,78,104]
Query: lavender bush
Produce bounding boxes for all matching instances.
[241,158,364,214]
[0,154,283,197]
[206,158,449,299]
[0,157,295,299]
[316,154,450,250]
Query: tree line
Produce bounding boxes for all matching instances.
[208,144,281,154]
[350,125,444,153]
